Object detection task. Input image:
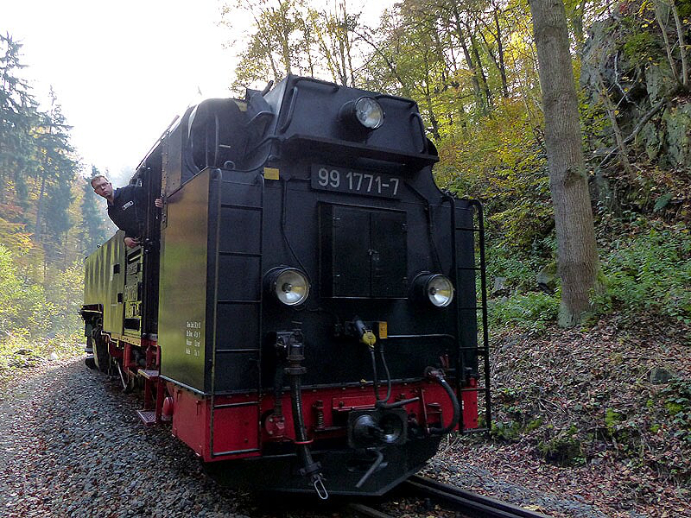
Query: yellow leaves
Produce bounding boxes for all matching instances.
[0,217,34,255]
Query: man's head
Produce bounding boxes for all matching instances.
[91,175,113,200]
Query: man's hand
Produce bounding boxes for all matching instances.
[124,237,140,248]
[154,197,163,208]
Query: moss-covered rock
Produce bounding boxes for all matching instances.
[537,426,583,466]
[637,119,662,161]
[662,104,691,169]
[644,63,675,104]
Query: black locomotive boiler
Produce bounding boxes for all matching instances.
[81,75,490,498]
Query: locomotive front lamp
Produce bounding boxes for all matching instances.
[340,97,385,131]
[266,267,310,306]
[355,97,384,129]
[412,273,455,308]
[426,274,454,307]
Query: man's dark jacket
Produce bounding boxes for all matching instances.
[107,185,146,239]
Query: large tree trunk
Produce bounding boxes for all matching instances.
[529,0,600,327]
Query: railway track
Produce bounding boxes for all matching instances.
[348,475,551,518]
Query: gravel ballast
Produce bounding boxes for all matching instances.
[1,357,652,518]
[0,359,261,517]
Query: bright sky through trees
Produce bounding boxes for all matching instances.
[2,1,236,181]
[1,0,394,183]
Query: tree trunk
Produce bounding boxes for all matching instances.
[338,0,356,87]
[492,6,509,97]
[422,53,442,141]
[529,0,600,327]
[276,0,293,75]
[469,31,492,110]
[452,6,485,114]
[35,170,47,240]
[35,122,53,242]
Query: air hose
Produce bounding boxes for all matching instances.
[424,367,461,435]
[278,331,329,500]
[353,317,420,410]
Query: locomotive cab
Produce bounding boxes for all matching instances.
[82,75,490,498]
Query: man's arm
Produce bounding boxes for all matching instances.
[124,236,140,248]
[123,194,162,248]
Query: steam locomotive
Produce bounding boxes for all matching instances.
[81,75,490,498]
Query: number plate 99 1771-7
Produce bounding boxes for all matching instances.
[310,164,402,199]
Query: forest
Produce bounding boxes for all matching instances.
[0,32,113,371]
[3,0,687,352]
[1,0,690,511]
[218,0,689,330]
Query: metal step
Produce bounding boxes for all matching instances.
[136,410,157,426]
[216,348,260,354]
[213,400,260,410]
[138,369,159,380]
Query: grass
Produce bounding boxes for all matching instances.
[486,220,690,333]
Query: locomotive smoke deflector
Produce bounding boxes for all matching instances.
[271,76,438,168]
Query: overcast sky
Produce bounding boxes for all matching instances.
[2,0,394,186]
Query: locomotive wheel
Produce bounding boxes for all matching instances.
[84,336,97,369]
[92,332,110,373]
[121,367,137,393]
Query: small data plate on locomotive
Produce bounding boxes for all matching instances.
[310,164,402,199]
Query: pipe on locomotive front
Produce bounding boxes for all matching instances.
[279,330,329,499]
[424,367,461,435]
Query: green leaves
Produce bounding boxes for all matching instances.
[488,291,560,332]
[653,192,673,212]
[597,221,691,323]
[661,379,691,445]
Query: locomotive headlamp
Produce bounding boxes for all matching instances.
[340,97,384,131]
[266,267,310,306]
[355,97,384,129]
[412,273,455,308]
[427,275,454,307]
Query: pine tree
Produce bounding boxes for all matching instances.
[0,33,38,207]
[33,88,79,257]
[79,166,109,255]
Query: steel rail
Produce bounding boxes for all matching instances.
[347,503,395,518]
[403,475,551,518]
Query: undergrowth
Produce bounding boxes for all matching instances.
[482,219,691,488]
[488,292,559,332]
[661,379,691,446]
[0,332,83,387]
[597,220,691,324]
[487,219,691,333]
